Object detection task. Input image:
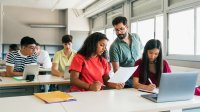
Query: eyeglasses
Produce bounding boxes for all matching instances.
[26,46,36,50]
[114,27,126,33]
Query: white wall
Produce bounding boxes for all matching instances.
[3,6,66,45]
[68,9,90,32]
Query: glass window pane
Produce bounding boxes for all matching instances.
[106,28,117,50]
[168,9,194,55]
[197,7,200,55]
[96,30,104,34]
[106,8,123,25]
[138,19,154,45]
[131,22,137,33]
[155,15,163,46]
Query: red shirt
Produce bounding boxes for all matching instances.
[69,54,110,91]
[133,59,171,86]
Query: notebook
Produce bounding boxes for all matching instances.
[141,72,198,103]
[34,91,76,103]
[138,88,159,94]
[64,66,70,79]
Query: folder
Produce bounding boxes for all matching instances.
[34,91,76,103]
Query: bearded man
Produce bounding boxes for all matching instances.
[109,16,143,88]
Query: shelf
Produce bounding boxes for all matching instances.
[29,24,66,28]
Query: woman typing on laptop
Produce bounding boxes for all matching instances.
[69,32,124,92]
[132,39,171,91]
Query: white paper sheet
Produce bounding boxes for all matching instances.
[138,88,159,94]
[108,66,138,83]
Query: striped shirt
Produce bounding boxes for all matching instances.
[6,50,37,72]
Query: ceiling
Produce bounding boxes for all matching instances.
[0,0,97,10]
[0,0,125,17]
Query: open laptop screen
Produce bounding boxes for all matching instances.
[141,72,198,103]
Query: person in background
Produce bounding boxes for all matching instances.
[109,16,143,88]
[2,36,37,77]
[5,44,19,60]
[69,32,124,92]
[133,39,171,91]
[9,44,19,52]
[35,43,52,68]
[51,35,76,77]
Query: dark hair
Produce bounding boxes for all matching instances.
[36,42,40,46]
[9,44,19,51]
[20,36,36,47]
[78,32,108,60]
[62,35,72,43]
[112,16,128,26]
[139,39,163,86]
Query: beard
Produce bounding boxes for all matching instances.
[117,32,128,40]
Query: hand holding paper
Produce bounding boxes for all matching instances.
[108,66,138,83]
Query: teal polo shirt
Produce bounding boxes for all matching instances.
[109,33,143,67]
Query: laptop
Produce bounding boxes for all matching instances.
[141,72,198,103]
[64,66,70,79]
[22,64,39,79]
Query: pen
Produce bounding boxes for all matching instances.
[148,78,153,84]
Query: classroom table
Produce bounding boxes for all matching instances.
[0,95,66,112]
[0,67,51,72]
[61,89,200,112]
[0,89,200,112]
[0,75,70,97]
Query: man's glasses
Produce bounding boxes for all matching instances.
[26,46,36,50]
[114,27,126,33]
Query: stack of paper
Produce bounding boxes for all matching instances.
[34,91,76,103]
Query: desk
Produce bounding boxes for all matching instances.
[0,68,51,72]
[0,75,69,87]
[61,89,200,112]
[0,95,66,112]
[0,75,70,97]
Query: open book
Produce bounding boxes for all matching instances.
[138,88,159,94]
[34,91,76,103]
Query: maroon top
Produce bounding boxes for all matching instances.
[133,59,171,86]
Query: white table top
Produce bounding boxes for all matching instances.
[0,95,66,112]
[0,67,51,72]
[0,89,200,112]
[61,89,200,112]
[0,75,70,87]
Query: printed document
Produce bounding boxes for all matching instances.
[108,66,138,83]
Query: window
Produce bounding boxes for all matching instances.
[168,9,194,55]
[131,22,137,33]
[197,7,200,55]
[138,19,154,45]
[131,15,163,46]
[155,15,163,45]
[96,30,104,34]
[106,7,123,25]
[105,28,117,50]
